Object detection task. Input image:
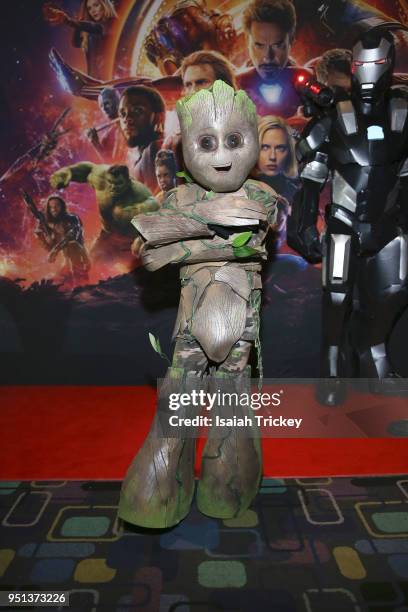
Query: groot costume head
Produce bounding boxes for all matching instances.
[176,80,260,192]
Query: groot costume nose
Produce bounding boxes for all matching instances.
[118,81,279,528]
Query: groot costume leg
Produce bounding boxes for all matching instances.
[197,340,263,519]
[119,269,264,527]
[118,338,209,528]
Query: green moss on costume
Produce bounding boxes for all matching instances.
[176,80,257,131]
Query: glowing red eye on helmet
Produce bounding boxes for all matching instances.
[351,60,364,74]
[296,74,305,83]
[375,58,387,64]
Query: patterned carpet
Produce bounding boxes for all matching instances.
[1,477,408,611]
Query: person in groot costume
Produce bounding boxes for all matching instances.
[119,80,279,528]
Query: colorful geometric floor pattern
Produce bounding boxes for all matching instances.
[1,477,408,611]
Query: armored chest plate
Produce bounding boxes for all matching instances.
[330,96,408,167]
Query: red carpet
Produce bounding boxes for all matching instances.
[1,386,407,479]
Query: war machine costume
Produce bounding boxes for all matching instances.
[288,29,408,404]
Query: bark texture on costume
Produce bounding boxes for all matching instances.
[118,181,277,528]
[197,366,263,519]
[119,368,203,528]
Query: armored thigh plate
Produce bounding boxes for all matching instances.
[327,234,352,286]
[363,234,408,294]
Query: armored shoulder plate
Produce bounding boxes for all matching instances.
[389,86,408,133]
[300,151,329,183]
[398,158,408,177]
[336,100,358,136]
[297,116,332,162]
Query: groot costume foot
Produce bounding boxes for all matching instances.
[197,368,263,519]
[118,368,205,528]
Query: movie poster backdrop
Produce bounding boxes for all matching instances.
[1,0,408,383]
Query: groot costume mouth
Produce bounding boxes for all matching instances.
[213,163,232,172]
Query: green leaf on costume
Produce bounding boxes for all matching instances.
[176,170,193,183]
[233,245,259,258]
[148,332,171,364]
[232,231,252,247]
[149,332,160,354]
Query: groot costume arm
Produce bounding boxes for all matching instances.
[136,181,273,271]
[132,184,268,248]
[131,187,213,246]
[141,236,268,272]
[244,179,280,227]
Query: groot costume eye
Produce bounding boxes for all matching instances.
[118,81,279,529]
[225,132,244,149]
[198,134,218,151]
